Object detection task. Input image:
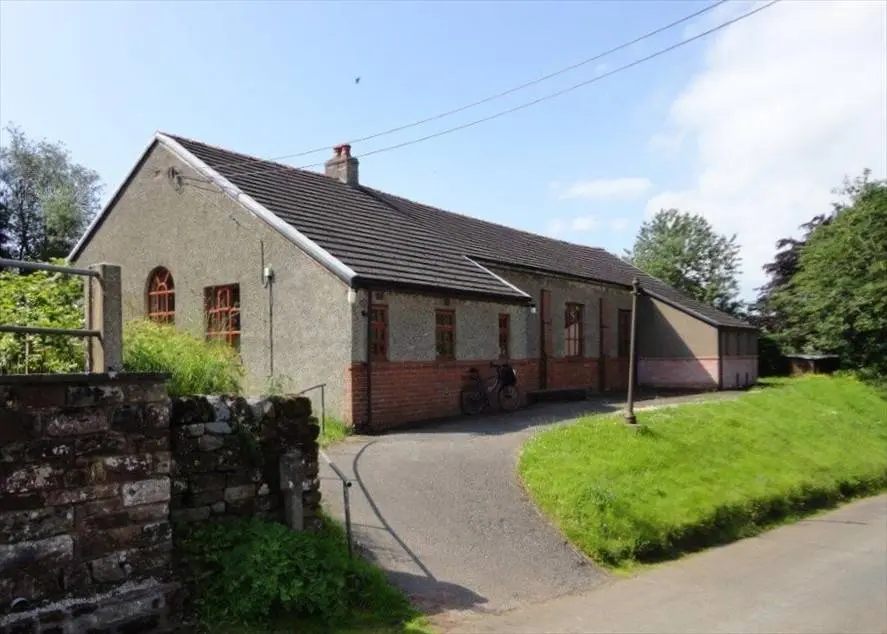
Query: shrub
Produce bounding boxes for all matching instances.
[757,332,789,376]
[177,517,417,629]
[0,262,85,374]
[123,320,243,396]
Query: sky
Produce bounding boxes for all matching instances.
[1,0,885,300]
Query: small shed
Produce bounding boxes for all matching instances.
[785,354,840,376]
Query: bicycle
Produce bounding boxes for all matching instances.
[460,361,521,415]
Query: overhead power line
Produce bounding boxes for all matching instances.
[212,0,781,183]
[203,0,728,173]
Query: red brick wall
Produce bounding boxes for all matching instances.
[546,358,600,391]
[345,359,538,431]
[604,357,630,391]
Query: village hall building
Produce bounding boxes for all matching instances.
[70,133,758,430]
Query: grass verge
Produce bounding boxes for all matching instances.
[519,375,887,569]
[320,417,352,447]
[177,515,432,634]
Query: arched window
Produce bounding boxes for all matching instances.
[146,267,175,324]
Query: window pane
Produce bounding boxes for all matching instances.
[498,313,509,359]
[370,306,388,360]
[565,303,584,357]
[146,267,175,324]
[204,284,241,350]
[435,309,455,359]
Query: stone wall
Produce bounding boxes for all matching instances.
[0,373,178,632]
[1,374,321,633]
[169,395,320,527]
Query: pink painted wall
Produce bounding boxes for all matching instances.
[638,357,719,389]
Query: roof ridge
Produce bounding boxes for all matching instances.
[362,186,609,255]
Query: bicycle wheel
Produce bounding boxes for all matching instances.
[498,384,520,412]
[460,385,486,415]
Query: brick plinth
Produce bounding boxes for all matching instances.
[345,359,539,431]
[545,358,600,391]
[604,357,630,391]
[638,357,720,389]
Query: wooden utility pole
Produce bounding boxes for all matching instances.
[625,277,641,425]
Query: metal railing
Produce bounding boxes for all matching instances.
[296,382,326,437]
[320,450,354,558]
[0,258,122,373]
[295,382,354,557]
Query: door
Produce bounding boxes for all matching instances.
[610,308,632,391]
[539,289,552,389]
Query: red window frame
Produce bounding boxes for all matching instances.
[435,309,456,360]
[146,267,175,324]
[370,305,388,361]
[498,313,510,359]
[204,284,241,349]
[565,303,584,357]
[617,308,632,358]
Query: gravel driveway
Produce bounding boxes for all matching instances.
[320,392,735,617]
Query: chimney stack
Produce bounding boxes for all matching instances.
[324,144,359,186]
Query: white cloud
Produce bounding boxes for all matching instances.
[556,177,653,200]
[647,131,685,155]
[648,0,887,299]
[571,216,599,231]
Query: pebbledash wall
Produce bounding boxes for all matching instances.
[0,373,319,633]
[492,267,635,395]
[71,142,354,419]
[343,270,759,430]
[344,269,641,431]
[345,289,532,430]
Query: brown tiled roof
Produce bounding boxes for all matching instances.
[169,135,752,328]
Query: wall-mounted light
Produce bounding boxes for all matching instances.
[528,302,538,315]
[347,289,357,305]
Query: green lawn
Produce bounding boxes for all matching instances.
[519,375,887,569]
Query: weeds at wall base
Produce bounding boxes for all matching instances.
[175,515,429,633]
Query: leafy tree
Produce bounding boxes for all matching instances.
[0,124,102,261]
[771,171,887,375]
[625,208,742,314]
[751,214,832,333]
[0,260,85,374]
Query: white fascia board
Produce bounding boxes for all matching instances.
[156,133,357,285]
[67,138,159,262]
[465,257,533,300]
